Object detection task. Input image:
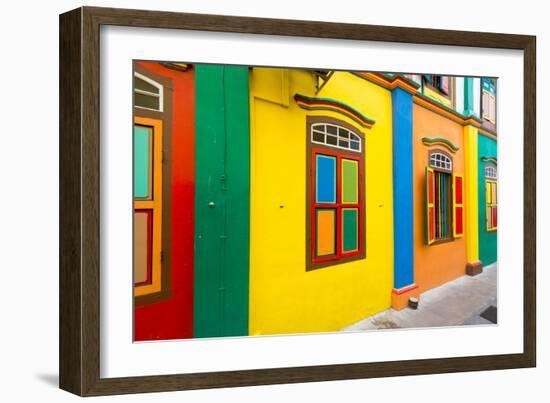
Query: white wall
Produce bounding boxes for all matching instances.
[0,0,545,402]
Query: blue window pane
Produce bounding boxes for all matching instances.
[316,155,336,203]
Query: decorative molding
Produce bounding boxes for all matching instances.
[478,126,498,139]
[413,93,482,127]
[159,62,189,72]
[294,93,376,129]
[481,157,498,165]
[315,70,334,93]
[352,72,496,132]
[422,137,460,153]
[352,72,420,95]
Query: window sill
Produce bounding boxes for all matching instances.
[430,237,455,246]
[307,252,366,271]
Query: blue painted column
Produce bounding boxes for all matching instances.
[391,87,417,308]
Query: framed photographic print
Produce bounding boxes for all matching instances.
[59,6,536,396]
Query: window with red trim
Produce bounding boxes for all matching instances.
[307,118,365,270]
[485,164,498,231]
[425,150,464,245]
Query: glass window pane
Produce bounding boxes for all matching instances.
[315,155,336,203]
[339,128,349,138]
[134,76,160,94]
[134,125,153,199]
[312,125,323,134]
[342,159,358,203]
[135,92,160,110]
[342,208,358,252]
[316,209,336,257]
[327,125,338,135]
[326,135,337,146]
[312,131,324,143]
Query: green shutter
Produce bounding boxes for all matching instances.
[194,65,250,338]
[342,159,358,204]
[342,208,358,252]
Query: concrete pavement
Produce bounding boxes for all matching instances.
[343,263,497,331]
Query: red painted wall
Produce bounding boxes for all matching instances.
[134,62,195,341]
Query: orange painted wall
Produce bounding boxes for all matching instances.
[413,104,467,294]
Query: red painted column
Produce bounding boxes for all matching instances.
[134,62,195,341]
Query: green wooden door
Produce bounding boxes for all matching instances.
[194,65,250,338]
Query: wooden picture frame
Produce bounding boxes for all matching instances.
[59,6,536,396]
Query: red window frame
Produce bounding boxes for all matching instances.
[310,147,365,268]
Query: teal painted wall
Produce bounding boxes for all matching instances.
[194,65,250,338]
[478,134,497,266]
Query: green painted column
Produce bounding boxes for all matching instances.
[478,134,498,266]
[464,77,475,117]
[194,65,250,338]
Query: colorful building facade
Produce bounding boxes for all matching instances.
[132,62,497,340]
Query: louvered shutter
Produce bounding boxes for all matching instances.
[426,167,436,245]
[453,174,464,237]
[440,76,450,95]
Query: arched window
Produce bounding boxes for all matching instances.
[485,165,497,179]
[133,66,171,309]
[307,117,365,270]
[134,72,164,112]
[311,123,362,152]
[425,149,464,244]
[429,151,452,172]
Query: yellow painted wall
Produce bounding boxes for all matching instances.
[249,69,394,335]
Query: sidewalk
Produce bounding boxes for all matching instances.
[343,263,497,331]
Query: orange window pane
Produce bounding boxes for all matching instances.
[316,209,336,257]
